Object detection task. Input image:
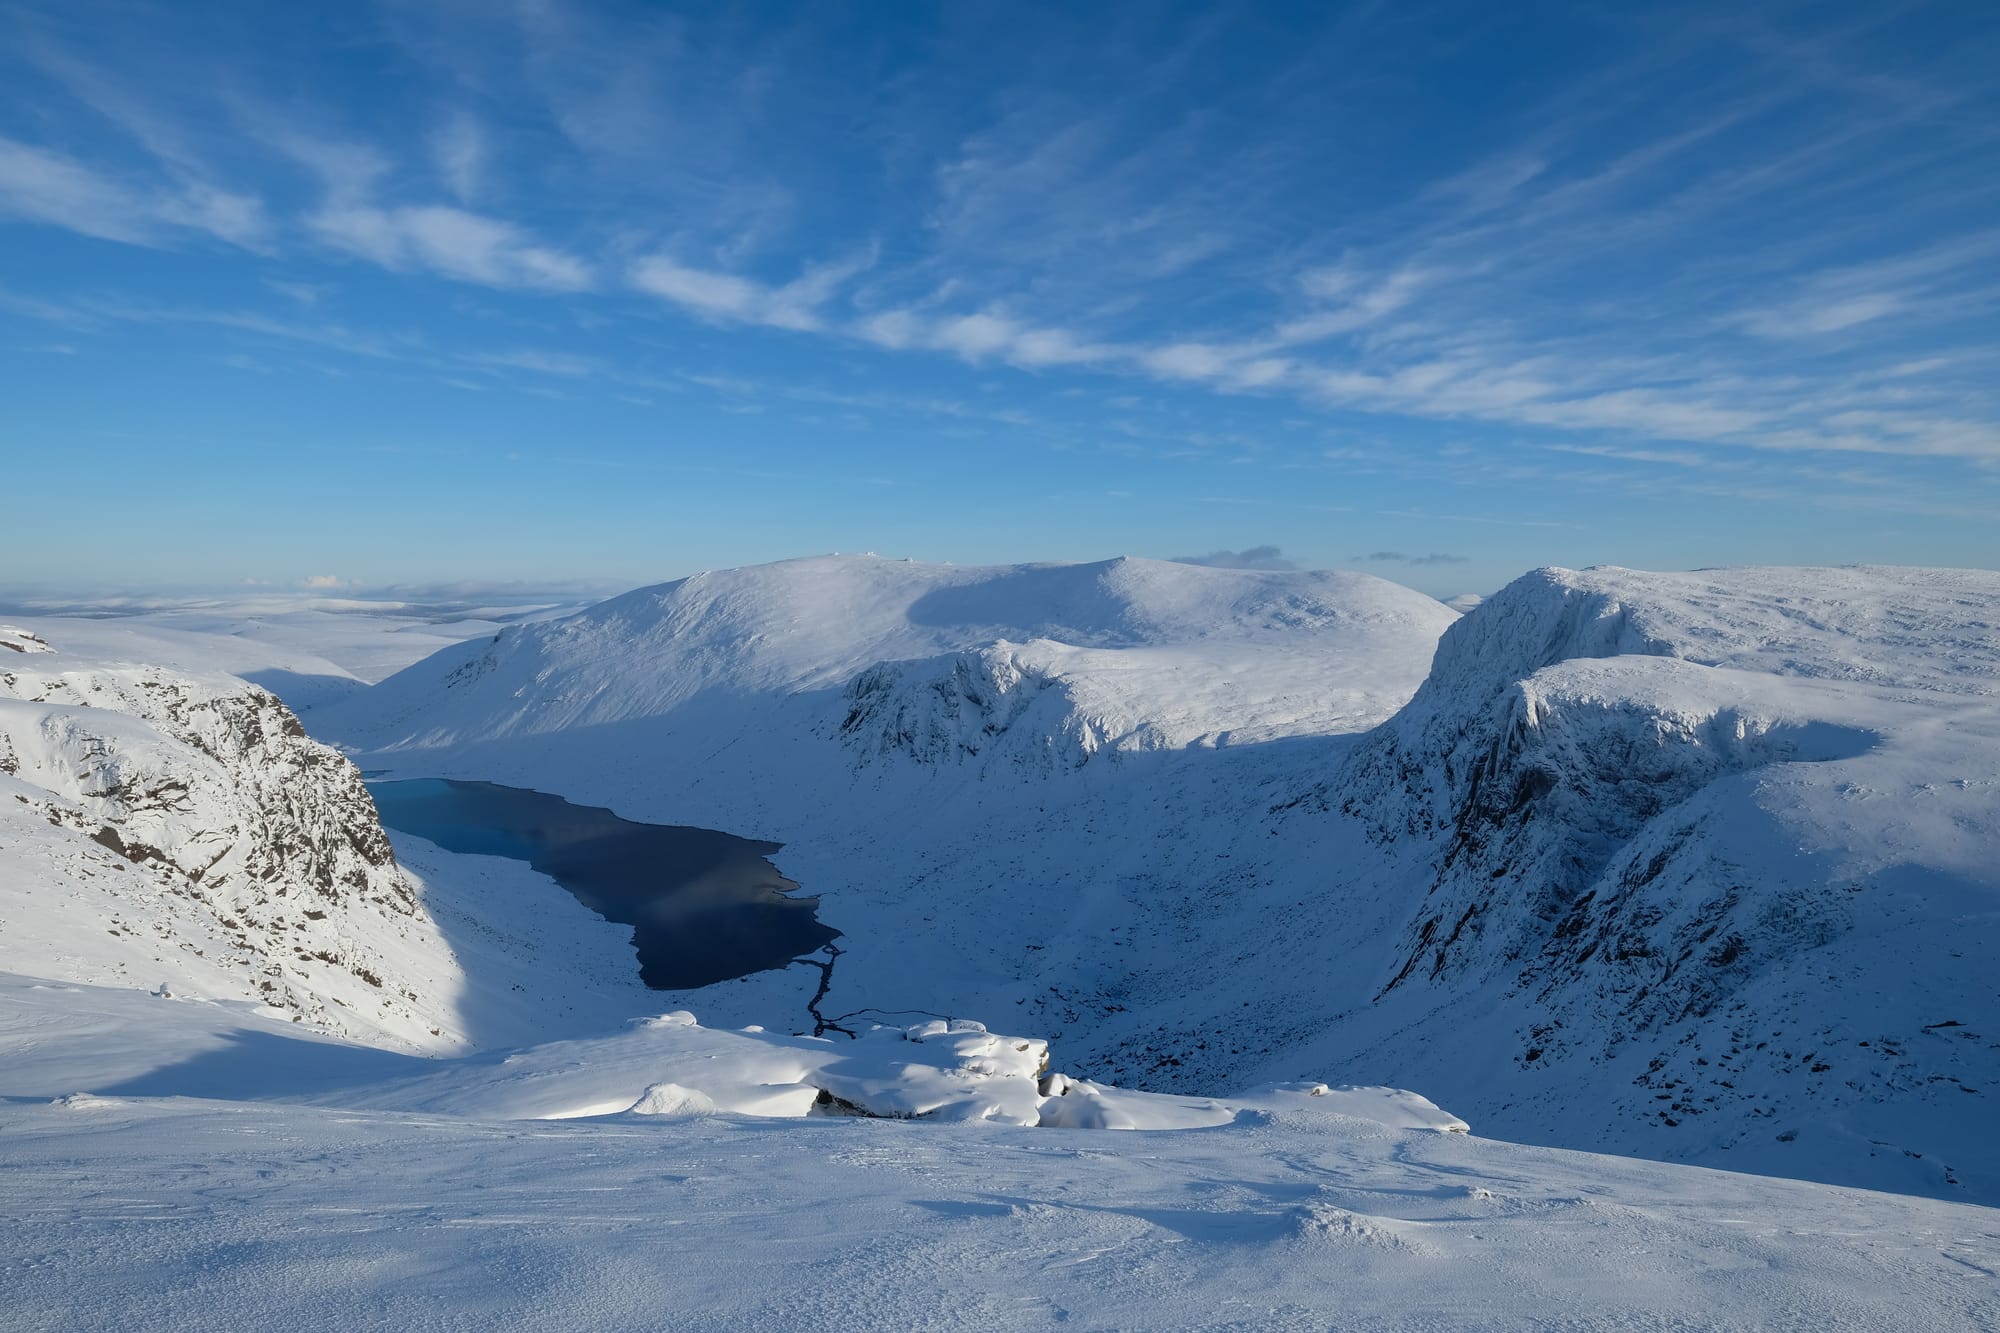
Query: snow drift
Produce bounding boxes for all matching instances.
[335,1004,1468,1133]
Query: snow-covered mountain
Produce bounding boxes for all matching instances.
[314,553,1460,1083]
[1300,564,2000,1196]
[12,556,1995,1204]
[6,555,2000,1329]
[318,556,2000,1202]
[324,553,1457,763]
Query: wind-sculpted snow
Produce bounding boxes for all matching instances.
[331,1004,1469,1132]
[0,626,472,1050]
[2,975,1993,1332]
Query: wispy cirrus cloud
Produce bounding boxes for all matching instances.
[631,254,871,331]
[0,136,267,247]
[854,306,1115,369]
[461,348,601,378]
[3,0,1997,544]
[271,198,2000,470]
[430,112,488,204]
[310,203,591,291]
[1737,291,1906,338]
[257,124,593,291]
[27,294,453,376]
[0,36,591,297]
[1731,231,2000,340]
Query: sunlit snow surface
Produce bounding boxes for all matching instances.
[3,977,1996,1332]
[6,557,2000,1329]
[315,556,2000,1202]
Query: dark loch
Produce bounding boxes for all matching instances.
[367,778,838,989]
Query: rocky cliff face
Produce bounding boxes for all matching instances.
[1310,567,2000,1193]
[1347,615,1877,1000]
[0,627,462,1050]
[831,647,1116,773]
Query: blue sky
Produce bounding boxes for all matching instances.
[3,0,1997,598]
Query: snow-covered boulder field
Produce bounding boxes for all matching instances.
[0,623,472,1049]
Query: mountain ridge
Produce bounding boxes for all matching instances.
[320,556,2000,1200]
[12,557,1996,1202]
[324,553,1461,754]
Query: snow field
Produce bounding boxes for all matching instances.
[5,557,2000,1329]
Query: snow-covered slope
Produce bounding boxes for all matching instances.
[0,622,478,1050]
[1,613,378,713]
[317,558,2000,1203]
[327,553,1456,760]
[1297,565,2000,1196]
[314,554,1461,1103]
[2,973,1994,1332]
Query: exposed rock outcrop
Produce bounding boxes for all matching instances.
[0,633,461,1049]
[1314,567,2000,1191]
